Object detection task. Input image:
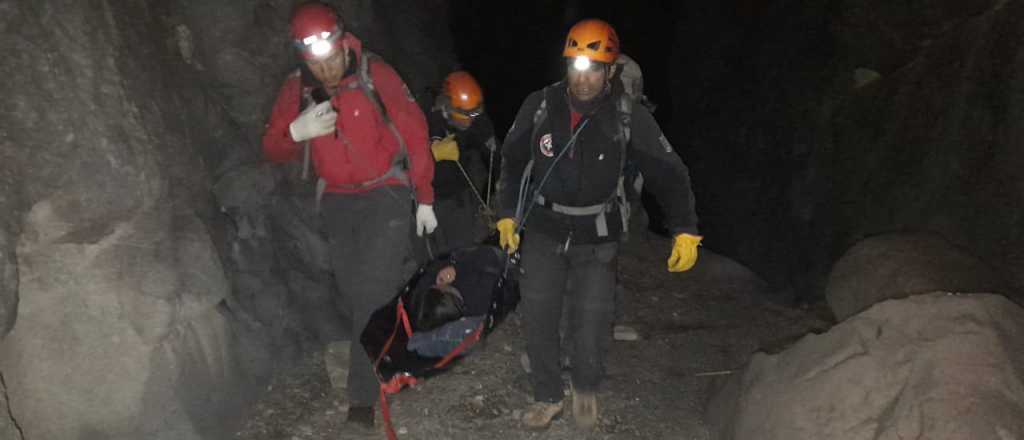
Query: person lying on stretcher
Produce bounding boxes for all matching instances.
[406,246,505,357]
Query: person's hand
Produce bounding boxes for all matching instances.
[496,218,520,254]
[416,204,438,237]
[431,135,460,162]
[667,233,702,272]
[289,101,336,142]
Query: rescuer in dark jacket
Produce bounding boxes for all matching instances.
[425,71,500,256]
[494,18,702,431]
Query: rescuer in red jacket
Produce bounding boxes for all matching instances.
[262,2,436,429]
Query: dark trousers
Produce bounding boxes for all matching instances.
[432,191,485,256]
[322,187,415,406]
[519,232,618,402]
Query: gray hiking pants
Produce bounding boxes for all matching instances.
[519,232,618,403]
[322,186,415,407]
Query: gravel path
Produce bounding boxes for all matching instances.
[235,233,829,440]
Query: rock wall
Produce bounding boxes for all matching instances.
[671,0,1024,302]
[0,0,453,438]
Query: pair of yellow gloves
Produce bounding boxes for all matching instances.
[496,218,702,272]
[431,134,460,162]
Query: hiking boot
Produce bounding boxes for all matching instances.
[572,390,598,430]
[324,341,351,391]
[347,405,375,429]
[522,400,564,430]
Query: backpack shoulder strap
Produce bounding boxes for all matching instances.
[314,52,415,210]
[350,51,410,168]
[617,93,633,150]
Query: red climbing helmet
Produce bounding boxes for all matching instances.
[290,3,343,60]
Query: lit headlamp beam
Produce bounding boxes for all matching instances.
[572,56,592,71]
[310,39,333,57]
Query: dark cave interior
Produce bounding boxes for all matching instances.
[1,1,1023,438]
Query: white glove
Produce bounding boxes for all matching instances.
[415,204,438,237]
[289,101,337,142]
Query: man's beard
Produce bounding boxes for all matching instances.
[568,83,610,115]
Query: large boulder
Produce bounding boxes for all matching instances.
[708,292,1024,440]
[825,233,1007,321]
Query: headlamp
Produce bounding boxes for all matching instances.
[297,30,339,59]
[572,56,592,72]
[310,39,333,57]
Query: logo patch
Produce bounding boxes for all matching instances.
[539,133,554,157]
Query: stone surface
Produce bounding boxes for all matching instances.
[708,292,1024,440]
[0,0,454,438]
[826,233,1007,320]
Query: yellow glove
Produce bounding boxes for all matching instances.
[431,134,460,162]
[667,233,702,272]
[496,218,520,254]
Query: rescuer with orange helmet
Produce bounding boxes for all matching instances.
[495,18,702,430]
[425,70,500,256]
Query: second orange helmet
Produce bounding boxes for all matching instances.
[443,71,484,112]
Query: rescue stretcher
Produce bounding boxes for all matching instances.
[360,245,520,439]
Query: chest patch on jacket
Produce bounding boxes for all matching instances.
[539,133,554,157]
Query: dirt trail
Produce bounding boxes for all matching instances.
[235,233,829,440]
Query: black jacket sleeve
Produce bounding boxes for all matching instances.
[459,114,500,192]
[628,104,699,235]
[496,91,544,219]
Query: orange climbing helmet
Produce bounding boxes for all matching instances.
[291,2,343,60]
[563,18,620,64]
[442,71,484,124]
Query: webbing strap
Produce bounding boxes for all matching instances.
[373,298,413,368]
[534,194,610,216]
[533,181,625,238]
[432,323,484,369]
[377,318,485,439]
[379,373,418,440]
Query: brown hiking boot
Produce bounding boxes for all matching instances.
[572,390,598,430]
[522,400,564,430]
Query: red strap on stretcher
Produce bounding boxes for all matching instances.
[433,323,484,369]
[380,373,418,440]
[378,321,486,439]
[376,298,416,440]
[375,299,414,368]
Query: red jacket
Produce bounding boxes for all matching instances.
[262,33,434,204]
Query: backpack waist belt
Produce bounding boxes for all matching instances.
[534,192,615,237]
[315,165,410,211]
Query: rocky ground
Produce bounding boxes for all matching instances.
[234,232,831,440]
